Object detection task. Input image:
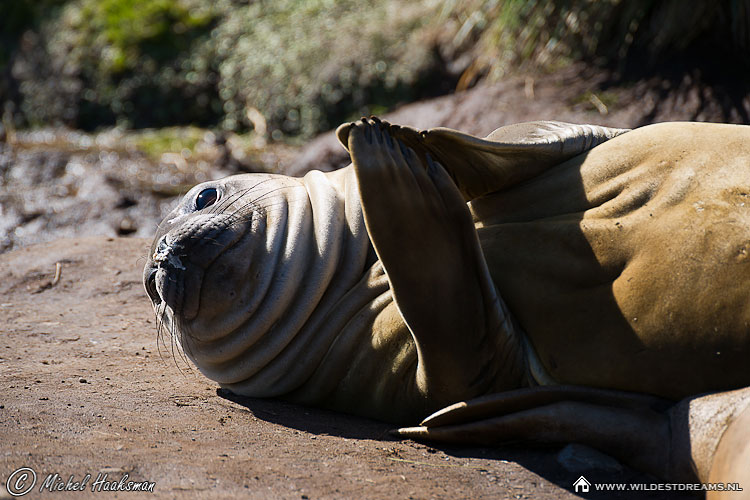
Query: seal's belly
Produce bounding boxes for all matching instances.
[472,122,750,399]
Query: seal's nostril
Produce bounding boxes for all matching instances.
[154,235,169,259]
[152,235,186,270]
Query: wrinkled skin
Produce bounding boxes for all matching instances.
[145,119,750,485]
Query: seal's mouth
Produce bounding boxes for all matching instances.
[145,267,160,305]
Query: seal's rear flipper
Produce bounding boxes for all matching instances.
[336,119,628,200]
[394,385,750,485]
[395,385,675,479]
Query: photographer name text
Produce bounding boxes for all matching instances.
[6,467,155,496]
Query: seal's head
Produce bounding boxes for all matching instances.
[143,169,370,396]
[144,174,305,341]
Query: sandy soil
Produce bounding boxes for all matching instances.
[0,237,695,499]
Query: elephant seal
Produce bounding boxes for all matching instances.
[144,118,750,484]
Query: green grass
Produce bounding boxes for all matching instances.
[126,126,206,159]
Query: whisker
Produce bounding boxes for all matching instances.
[177,321,197,368]
[209,178,279,216]
[172,319,192,375]
[209,186,253,215]
[155,302,169,365]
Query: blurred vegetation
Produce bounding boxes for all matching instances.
[213,0,450,139]
[125,126,207,159]
[460,0,750,80]
[5,0,219,130]
[0,0,68,67]
[2,0,749,139]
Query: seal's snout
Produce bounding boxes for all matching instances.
[145,233,197,319]
[145,214,242,322]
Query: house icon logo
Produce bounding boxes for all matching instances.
[573,475,591,493]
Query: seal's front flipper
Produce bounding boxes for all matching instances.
[395,385,750,484]
[337,119,628,200]
[347,118,526,408]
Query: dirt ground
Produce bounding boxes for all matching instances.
[0,237,697,499]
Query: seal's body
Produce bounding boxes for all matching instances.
[144,119,750,484]
[475,122,750,398]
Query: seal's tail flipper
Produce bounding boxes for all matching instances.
[336,120,628,201]
[395,386,674,478]
[395,385,750,485]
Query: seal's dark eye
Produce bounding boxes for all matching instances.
[195,188,218,210]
